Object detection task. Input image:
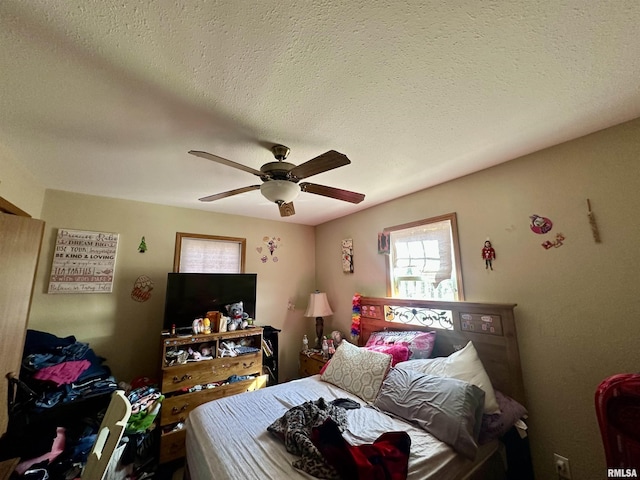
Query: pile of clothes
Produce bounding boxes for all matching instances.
[0,331,165,479]
[116,378,165,476]
[19,329,117,409]
[268,398,411,480]
[0,330,119,478]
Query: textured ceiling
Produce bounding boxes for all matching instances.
[2,1,639,225]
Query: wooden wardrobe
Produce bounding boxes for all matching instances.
[0,205,45,435]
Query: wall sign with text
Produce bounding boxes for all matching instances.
[48,229,119,294]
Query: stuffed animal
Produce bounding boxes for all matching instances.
[188,347,202,361]
[331,330,344,347]
[199,343,213,357]
[226,302,249,331]
[192,318,204,334]
[202,318,212,334]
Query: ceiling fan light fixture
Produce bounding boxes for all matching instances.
[260,180,300,204]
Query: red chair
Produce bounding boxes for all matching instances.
[595,373,640,469]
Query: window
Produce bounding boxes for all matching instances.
[174,233,246,273]
[385,213,464,301]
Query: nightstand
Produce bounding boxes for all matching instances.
[299,351,328,377]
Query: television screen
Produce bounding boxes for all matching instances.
[163,273,257,332]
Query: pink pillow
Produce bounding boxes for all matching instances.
[364,344,410,366]
[365,330,436,359]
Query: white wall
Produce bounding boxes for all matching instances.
[314,117,640,480]
[28,190,317,383]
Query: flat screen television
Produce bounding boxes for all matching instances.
[163,273,257,332]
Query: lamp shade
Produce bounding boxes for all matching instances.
[304,292,333,317]
[260,180,300,204]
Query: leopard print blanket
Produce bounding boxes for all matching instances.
[267,397,348,479]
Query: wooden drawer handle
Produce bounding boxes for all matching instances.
[243,361,255,369]
[169,442,183,453]
[172,374,193,383]
[172,403,189,414]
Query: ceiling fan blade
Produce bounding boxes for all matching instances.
[189,150,265,177]
[300,183,365,204]
[198,185,260,202]
[278,202,296,217]
[288,150,350,180]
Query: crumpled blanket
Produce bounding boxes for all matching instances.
[267,397,348,479]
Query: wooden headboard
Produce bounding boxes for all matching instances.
[356,296,526,406]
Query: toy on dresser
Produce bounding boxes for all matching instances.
[186,303,254,335]
[187,343,214,362]
[226,302,251,331]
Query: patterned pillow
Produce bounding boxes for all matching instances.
[365,330,436,359]
[321,341,392,403]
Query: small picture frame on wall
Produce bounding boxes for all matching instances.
[378,232,390,254]
[341,238,354,273]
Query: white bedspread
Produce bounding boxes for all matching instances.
[185,375,495,480]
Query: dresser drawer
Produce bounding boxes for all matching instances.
[162,353,262,393]
[160,374,268,425]
[299,352,328,377]
[159,428,186,464]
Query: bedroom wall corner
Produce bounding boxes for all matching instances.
[28,190,316,384]
[314,117,640,480]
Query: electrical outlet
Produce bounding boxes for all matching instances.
[554,453,572,479]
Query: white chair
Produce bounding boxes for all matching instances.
[82,390,132,480]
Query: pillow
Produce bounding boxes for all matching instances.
[363,344,410,366]
[396,341,500,414]
[318,340,352,374]
[479,390,528,444]
[321,341,392,403]
[365,330,436,359]
[374,368,485,460]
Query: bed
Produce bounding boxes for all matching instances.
[184,296,530,480]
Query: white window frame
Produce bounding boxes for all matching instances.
[173,232,246,273]
[385,213,464,301]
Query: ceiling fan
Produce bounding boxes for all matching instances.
[188,145,365,217]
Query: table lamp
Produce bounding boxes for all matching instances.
[304,291,333,350]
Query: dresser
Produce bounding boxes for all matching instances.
[159,327,268,463]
